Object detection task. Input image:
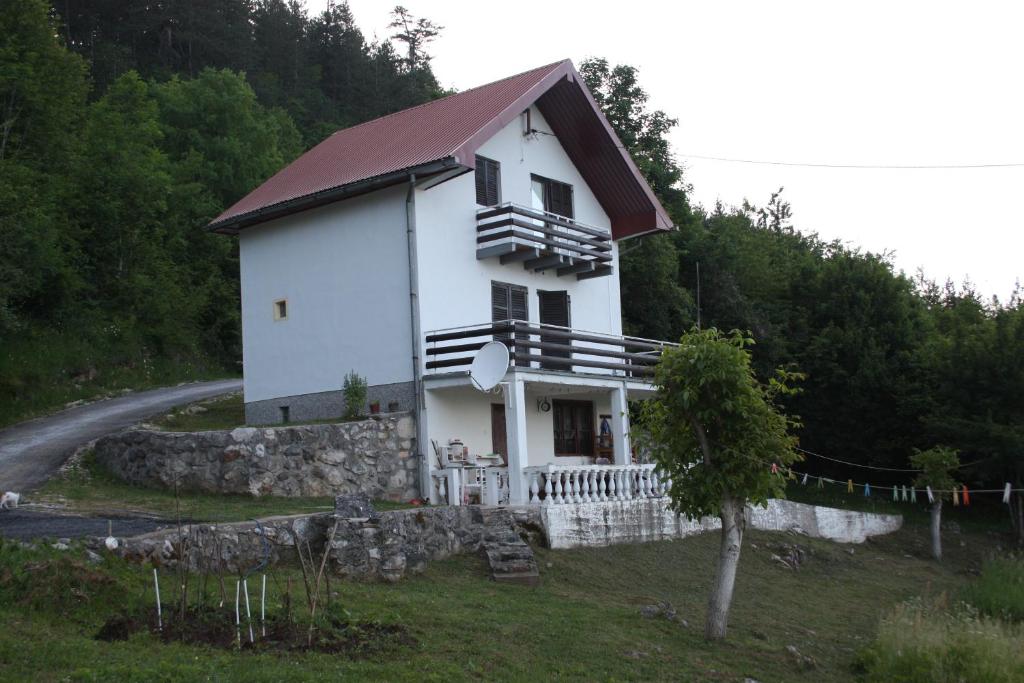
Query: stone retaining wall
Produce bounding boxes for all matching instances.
[94,414,419,500]
[108,504,544,583]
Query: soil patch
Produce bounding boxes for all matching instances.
[96,605,415,656]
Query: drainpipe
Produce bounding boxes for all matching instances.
[405,174,429,500]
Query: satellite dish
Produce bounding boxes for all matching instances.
[469,341,510,391]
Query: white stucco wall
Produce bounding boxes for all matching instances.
[541,498,904,549]
[238,186,413,403]
[414,106,624,347]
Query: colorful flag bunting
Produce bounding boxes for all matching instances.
[926,486,934,503]
[802,472,808,485]
[771,462,778,474]
[962,485,970,506]
[892,486,898,502]
[864,483,870,496]
[952,487,960,506]
[847,479,854,493]
[1005,483,1013,505]
[902,485,908,502]
[817,476,824,489]
[911,487,917,503]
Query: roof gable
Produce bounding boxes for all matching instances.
[210,60,673,239]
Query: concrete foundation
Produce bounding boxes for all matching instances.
[244,381,415,425]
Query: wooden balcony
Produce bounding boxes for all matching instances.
[476,204,614,280]
[424,321,675,377]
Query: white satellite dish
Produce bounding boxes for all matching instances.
[469,341,510,391]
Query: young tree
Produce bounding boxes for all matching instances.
[639,328,801,640]
[911,446,960,561]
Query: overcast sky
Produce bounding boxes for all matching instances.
[319,0,1023,301]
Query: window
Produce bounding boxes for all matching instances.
[273,299,288,320]
[552,400,595,457]
[491,281,528,355]
[491,281,528,324]
[475,155,501,206]
[530,174,574,219]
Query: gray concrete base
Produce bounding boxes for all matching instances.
[244,381,415,425]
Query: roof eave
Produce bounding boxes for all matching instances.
[208,157,464,234]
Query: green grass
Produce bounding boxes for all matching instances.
[857,598,1024,682]
[150,393,247,432]
[35,451,411,522]
[0,517,1003,682]
[151,392,371,431]
[961,555,1024,622]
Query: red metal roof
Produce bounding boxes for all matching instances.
[210,60,673,239]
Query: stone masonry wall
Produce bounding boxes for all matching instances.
[107,504,544,583]
[93,414,419,500]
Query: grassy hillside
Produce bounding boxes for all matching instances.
[0,518,1013,681]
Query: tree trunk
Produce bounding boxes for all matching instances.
[930,499,943,561]
[1010,494,1024,547]
[705,494,745,640]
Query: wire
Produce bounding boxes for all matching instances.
[680,153,1024,170]
[796,447,921,473]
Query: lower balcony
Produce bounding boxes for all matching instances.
[424,321,673,377]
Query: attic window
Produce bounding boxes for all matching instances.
[274,299,288,320]
[475,156,501,207]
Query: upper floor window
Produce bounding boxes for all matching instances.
[273,299,288,321]
[531,174,574,219]
[475,155,501,206]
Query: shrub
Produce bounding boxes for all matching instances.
[342,370,367,419]
[857,597,1024,682]
[962,556,1024,622]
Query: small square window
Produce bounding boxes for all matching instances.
[274,299,288,320]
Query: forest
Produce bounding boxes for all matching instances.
[1,2,1021,531]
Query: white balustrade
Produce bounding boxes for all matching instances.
[522,464,666,505]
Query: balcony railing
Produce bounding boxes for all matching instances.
[476,203,614,280]
[424,321,675,377]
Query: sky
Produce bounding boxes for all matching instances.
[315,0,1023,301]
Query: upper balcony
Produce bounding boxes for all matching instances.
[475,203,614,280]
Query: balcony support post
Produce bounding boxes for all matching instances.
[610,383,632,467]
[504,378,530,504]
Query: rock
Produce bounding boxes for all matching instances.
[85,549,103,564]
[52,542,69,551]
[785,645,817,670]
[334,494,376,519]
[92,415,420,500]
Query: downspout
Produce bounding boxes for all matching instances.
[405,174,429,500]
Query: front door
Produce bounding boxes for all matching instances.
[538,290,571,370]
[491,404,508,465]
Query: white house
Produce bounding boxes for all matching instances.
[210,60,677,506]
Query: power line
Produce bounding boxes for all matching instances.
[680,153,1024,170]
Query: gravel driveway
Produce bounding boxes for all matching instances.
[0,378,241,540]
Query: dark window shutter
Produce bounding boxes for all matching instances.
[538,291,570,328]
[492,282,527,323]
[509,286,528,321]
[545,180,573,218]
[491,282,510,322]
[475,156,500,206]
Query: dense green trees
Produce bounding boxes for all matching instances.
[0,1,442,424]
